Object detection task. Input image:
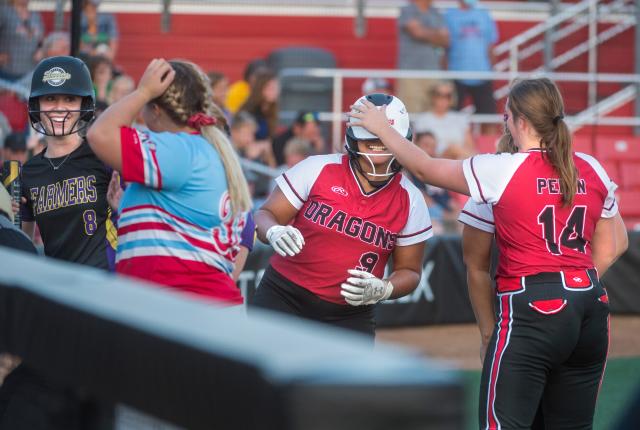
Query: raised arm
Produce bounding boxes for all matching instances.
[86,59,175,171]
[348,100,469,195]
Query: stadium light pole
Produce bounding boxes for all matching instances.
[354,0,366,38]
[544,0,560,71]
[54,0,65,31]
[636,0,640,135]
[162,0,172,33]
[70,0,83,58]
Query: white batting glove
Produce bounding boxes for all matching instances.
[340,269,393,306]
[266,225,305,257]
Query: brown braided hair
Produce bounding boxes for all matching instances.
[151,60,252,215]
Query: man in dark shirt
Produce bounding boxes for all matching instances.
[271,111,325,166]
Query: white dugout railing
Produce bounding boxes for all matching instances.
[279,68,640,151]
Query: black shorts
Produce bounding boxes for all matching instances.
[479,269,609,429]
[249,266,375,338]
[455,80,497,114]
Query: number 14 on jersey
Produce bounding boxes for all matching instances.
[537,205,587,255]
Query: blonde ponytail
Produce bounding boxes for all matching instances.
[201,124,253,215]
[155,60,253,216]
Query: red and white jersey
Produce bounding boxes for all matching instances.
[273,154,433,304]
[462,149,618,279]
[458,199,495,234]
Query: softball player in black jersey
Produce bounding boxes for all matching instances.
[20,55,117,270]
[0,56,119,430]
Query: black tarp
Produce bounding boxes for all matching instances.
[0,248,463,430]
[238,233,640,327]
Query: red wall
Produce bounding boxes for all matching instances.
[42,11,634,118]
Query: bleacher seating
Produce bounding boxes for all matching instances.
[600,161,620,186]
[0,91,28,132]
[617,190,640,230]
[472,134,640,230]
[595,136,640,162]
[620,162,640,190]
[474,134,500,154]
[572,135,596,155]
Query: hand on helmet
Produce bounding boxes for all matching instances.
[348,100,390,138]
[138,58,176,100]
[266,225,305,257]
[340,269,393,306]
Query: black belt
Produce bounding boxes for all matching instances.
[523,268,598,284]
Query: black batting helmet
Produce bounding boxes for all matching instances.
[28,56,95,136]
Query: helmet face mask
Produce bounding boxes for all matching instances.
[345,93,412,187]
[28,56,95,137]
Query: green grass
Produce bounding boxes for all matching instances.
[462,357,640,429]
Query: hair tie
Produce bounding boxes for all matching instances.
[187,113,217,130]
[553,114,564,125]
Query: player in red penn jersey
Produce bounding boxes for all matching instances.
[251,94,433,338]
[351,78,628,429]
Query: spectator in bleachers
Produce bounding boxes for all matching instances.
[445,0,499,134]
[225,58,269,115]
[87,55,114,103]
[396,0,449,113]
[0,111,11,150]
[410,131,460,234]
[231,111,275,168]
[361,77,392,95]
[80,0,119,61]
[0,187,35,253]
[414,80,474,159]
[230,111,274,204]
[13,31,70,90]
[107,73,135,105]
[35,31,70,62]
[283,136,314,169]
[272,111,325,166]
[0,89,28,132]
[0,0,44,81]
[239,70,280,159]
[232,211,256,283]
[2,131,28,165]
[207,70,231,122]
[26,133,46,157]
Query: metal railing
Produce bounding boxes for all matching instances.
[279,68,640,148]
[493,0,631,73]
[492,0,635,106]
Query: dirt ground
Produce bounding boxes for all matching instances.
[378,315,640,370]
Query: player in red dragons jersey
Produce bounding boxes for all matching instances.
[351,78,628,429]
[251,94,433,339]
